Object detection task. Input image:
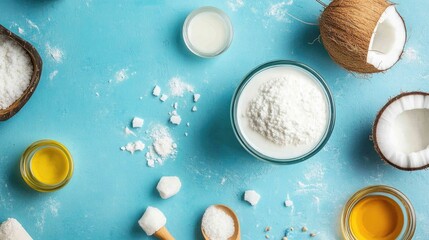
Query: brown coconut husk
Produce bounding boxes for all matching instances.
[0,25,42,121]
[372,91,429,171]
[320,0,392,73]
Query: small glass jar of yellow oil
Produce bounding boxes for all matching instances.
[341,185,416,240]
[20,140,74,192]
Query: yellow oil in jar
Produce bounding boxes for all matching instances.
[30,146,69,185]
[21,140,73,192]
[349,195,404,240]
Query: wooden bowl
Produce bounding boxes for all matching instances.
[0,24,42,121]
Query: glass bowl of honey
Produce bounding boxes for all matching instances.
[20,140,74,192]
[341,185,416,240]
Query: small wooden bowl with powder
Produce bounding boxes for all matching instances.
[0,24,42,121]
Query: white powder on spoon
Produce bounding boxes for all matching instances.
[202,206,235,240]
[0,35,33,110]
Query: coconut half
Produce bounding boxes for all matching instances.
[320,0,407,73]
[373,92,429,170]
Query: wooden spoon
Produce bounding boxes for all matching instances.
[201,204,241,240]
[0,24,42,121]
[154,226,175,240]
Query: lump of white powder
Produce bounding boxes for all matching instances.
[152,85,161,97]
[156,176,182,199]
[0,218,33,240]
[244,190,261,206]
[138,207,166,236]
[132,117,144,128]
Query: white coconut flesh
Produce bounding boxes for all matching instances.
[376,94,429,169]
[367,6,406,71]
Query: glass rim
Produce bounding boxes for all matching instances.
[230,60,336,164]
[20,139,74,192]
[341,185,416,240]
[182,6,233,58]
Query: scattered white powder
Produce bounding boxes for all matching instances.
[153,85,161,96]
[0,218,32,240]
[156,176,182,199]
[193,93,201,102]
[266,1,294,22]
[138,206,166,236]
[49,70,58,80]
[227,0,244,11]
[0,35,33,110]
[247,77,327,146]
[124,127,136,136]
[202,206,235,240]
[115,68,128,82]
[132,117,144,128]
[160,94,168,102]
[121,140,145,154]
[192,106,198,112]
[26,19,40,32]
[45,43,64,63]
[18,28,25,35]
[170,115,182,125]
[169,77,194,96]
[403,47,420,62]
[244,190,261,206]
[146,125,177,167]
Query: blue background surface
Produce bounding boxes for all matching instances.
[0,0,428,239]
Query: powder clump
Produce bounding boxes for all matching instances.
[201,206,235,240]
[169,77,194,97]
[0,35,33,110]
[247,77,327,146]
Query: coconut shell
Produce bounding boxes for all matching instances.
[0,24,42,121]
[372,91,429,171]
[320,0,392,73]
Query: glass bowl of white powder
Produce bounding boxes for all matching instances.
[231,60,335,164]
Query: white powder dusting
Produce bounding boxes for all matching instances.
[403,47,420,62]
[115,68,128,82]
[247,77,327,146]
[45,43,64,63]
[26,19,40,32]
[124,127,136,136]
[202,206,235,240]
[169,77,194,97]
[49,70,58,80]
[266,1,294,22]
[0,35,33,110]
[227,0,244,11]
[18,28,25,35]
[146,125,177,167]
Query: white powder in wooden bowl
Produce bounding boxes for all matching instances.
[0,35,33,110]
[202,206,235,240]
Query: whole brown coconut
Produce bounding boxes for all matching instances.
[320,0,406,73]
